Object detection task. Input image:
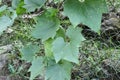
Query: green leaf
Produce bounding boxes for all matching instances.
[55,27,66,39]
[45,8,58,17]
[64,0,108,31]
[16,0,26,15]
[12,0,20,9]
[29,57,44,80]
[64,43,79,64]
[0,5,7,12]
[31,14,60,41]
[52,27,84,64]
[52,37,66,63]
[0,7,17,35]
[8,8,17,21]
[44,39,54,58]
[11,10,17,21]
[23,0,46,12]
[52,39,79,64]
[66,26,85,47]
[20,44,40,62]
[0,16,12,35]
[45,61,72,80]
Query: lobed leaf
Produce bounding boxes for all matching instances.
[31,14,60,41]
[23,0,46,12]
[0,16,12,35]
[12,0,20,9]
[45,61,72,80]
[64,0,108,31]
[66,26,85,47]
[20,44,40,62]
[29,57,44,80]
[52,27,84,64]
[44,39,54,58]
[52,37,66,63]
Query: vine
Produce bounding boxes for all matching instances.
[0,0,108,80]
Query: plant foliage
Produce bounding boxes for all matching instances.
[0,0,108,80]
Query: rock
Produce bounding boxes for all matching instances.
[0,76,7,80]
[0,54,9,70]
[0,44,13,54]
[104,20,113,26]
[108,18,120,28]
[101,13,120,44]
[5,28,13,34]
[109,12,117,18]
[0,44,12,71]
[103,18,120,28]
